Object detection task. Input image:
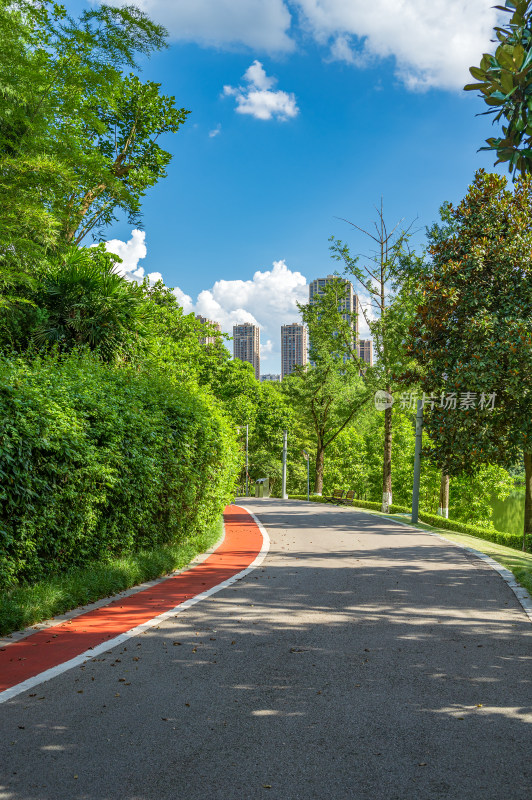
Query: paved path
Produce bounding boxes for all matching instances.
[1,500,531,800]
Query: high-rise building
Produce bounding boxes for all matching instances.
[195,314,221,345]
[308,275,359,361]
[358,339,373,366]
[309,275,359,335]
[281,323,308,380]
[233,322,260,380]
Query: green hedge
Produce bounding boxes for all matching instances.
[288,495,531,553]
[416,511,531,551]
[0,353,240,587]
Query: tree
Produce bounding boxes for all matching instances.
[34,247,153,361]
[407,170,532,549]
[329,203,418,511]
[286,280,370,494]
[466,0,532,177]
[0,1,188,266]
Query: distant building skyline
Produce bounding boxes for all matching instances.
[281,322,308,380]
[233,322,260,380]
[261,374,281,382]
[205,302,372,377]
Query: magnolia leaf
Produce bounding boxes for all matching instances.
[496,47,517,71]
[513,44,525,69]
[464,82,488,91]
[500,70,514,94]
[469,66,487,80]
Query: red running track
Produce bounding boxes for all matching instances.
[0,505,264,697]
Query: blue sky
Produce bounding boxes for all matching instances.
[73,1,505,372]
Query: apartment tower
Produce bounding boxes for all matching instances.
[281,323,308,380]
[195,315,221,345]
[233,322,260,380]
[309,275,358,362]
[358,339,373,366]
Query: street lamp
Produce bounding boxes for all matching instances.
[282,430,288,499]
[245,423,249,496]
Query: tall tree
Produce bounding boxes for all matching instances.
[407,170,532,550]
[330,204,418,511]
[0,1,188,266]
[287,280,370,494]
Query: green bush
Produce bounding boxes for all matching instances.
[0,352,240,587]
[417,511,531,552]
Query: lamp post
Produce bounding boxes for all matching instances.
[302,449,310,502]
[245,423,249,496]
[411,399,423,524]
[282,430,288,499]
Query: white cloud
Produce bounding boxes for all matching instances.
[209,124,222,138]
[176,259,309,370]
[223,60,299,121]
[105,0,294,52]
[105,230,372,370]
[104,230,164,285]
[105,0,500,92]
[260,339,274,357]
[294,0,500,91]
[105,229,147,276]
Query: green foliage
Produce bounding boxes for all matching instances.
[288,282,370,493]
[0,1,188,266]
[409,171,532,473]
[0,352,239,588]
[466,0,532,176]
[0,246,153,361]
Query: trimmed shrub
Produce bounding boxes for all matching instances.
[0,353,240,587]
[417,511,531,552]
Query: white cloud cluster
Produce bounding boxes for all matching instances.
[294,0,500,90]
[223,61,299,120]
[104,230,372,370]
[107,0,294,52]
[104,230,163,285]
[106,0,499,92]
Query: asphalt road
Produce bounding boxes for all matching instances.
[1,499,531,800]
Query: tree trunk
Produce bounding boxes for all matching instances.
[314,445,325,495]
[438,472,449,518]
[524,452,532,552]
[381,391,392,512]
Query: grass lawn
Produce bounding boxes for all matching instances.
[0,518,223,637]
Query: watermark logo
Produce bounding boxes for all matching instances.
[374,390,497,412]
[374,390,394,411]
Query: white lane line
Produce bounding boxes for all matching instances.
[0,508,270,705]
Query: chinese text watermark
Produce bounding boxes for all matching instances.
[374,390,497,412]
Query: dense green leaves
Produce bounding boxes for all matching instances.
[0,1,188,268]
[0,352,239,588]
[407,170,532,544]
[467,0,532,176]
